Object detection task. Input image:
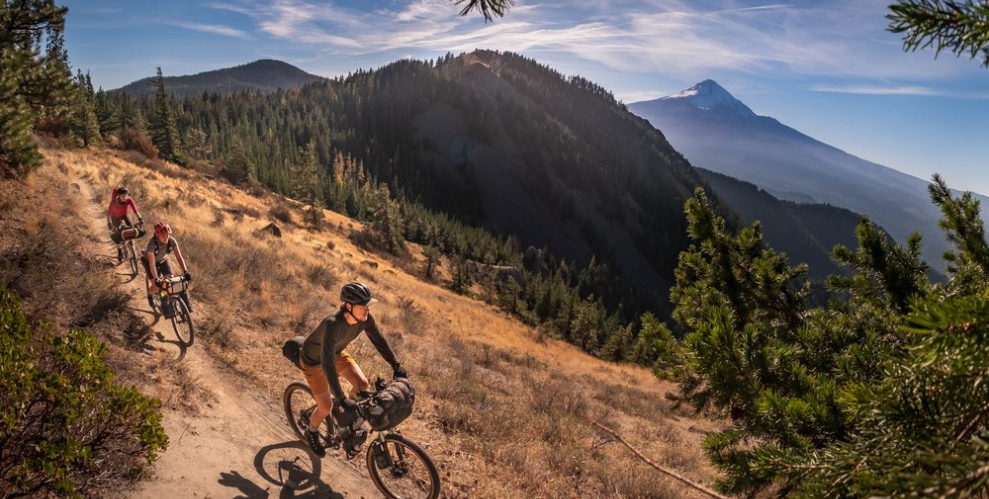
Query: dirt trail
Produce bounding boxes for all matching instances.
[73,177,379,498]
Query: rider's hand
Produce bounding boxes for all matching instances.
[392,364,408,380]
[333,398,359,425]
[184,271,192,282]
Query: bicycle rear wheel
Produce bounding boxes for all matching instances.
[367,434,440,499]
[283,382,332,443]
[170,298,194,346]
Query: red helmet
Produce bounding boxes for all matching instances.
[154,221,172,236]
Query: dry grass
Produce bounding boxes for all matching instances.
[10,146,724,498]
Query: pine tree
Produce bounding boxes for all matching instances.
[70,70,101,147]
[94,88,118,139]
[292,140,323,227]
[888,0,989,67]
[367,183,405,254]
[149,67,184,165]
[0,0,71,177]
[424,244,440,278]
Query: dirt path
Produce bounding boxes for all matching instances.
[73,177,379,499]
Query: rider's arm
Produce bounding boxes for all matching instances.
[172,240,189,274]
[363,315,401,371]
[128,198,143,222]
[147,251,159,281]
[318,319,348,402]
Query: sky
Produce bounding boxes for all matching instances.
[61,0,989,195]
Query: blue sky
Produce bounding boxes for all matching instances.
[62,0,989,195]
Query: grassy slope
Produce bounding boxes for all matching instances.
[4,145,721,498]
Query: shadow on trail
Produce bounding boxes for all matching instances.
[240,441,346,499]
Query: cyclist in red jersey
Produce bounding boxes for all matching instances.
[106,187,143,263]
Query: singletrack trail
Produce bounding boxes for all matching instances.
[73,176,379,499]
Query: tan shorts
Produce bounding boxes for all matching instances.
[299,350,358,396]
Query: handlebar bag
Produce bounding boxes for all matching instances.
[365,378,415,431]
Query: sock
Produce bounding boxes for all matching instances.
[308,425,320,433]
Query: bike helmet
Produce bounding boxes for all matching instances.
[117,187,129,195]
[154,221,172,236]
[340,282,375,306]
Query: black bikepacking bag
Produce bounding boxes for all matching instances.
[282,336,306,367]
[365,378,415,431]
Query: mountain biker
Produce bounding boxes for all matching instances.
[106,187,143,263]
[297,282,408,457]
[143,221,193,313]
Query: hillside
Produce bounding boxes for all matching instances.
[104,50,733,320]
[696,168,865,279]
[0,145,722,498]
[114,59,325,97]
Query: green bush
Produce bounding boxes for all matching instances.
[0,289,168,498]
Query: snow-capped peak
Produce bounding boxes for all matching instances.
[662,79,755,117]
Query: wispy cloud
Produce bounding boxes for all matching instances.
[203,0,984,87]
[172,21,252,39]
[812,83,989,99]
[811,84,944,96]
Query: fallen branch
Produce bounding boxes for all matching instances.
[592,421,729,499]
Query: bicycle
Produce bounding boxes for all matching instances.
[283,378,440,499]
[151,275,194,347]
[112,221,145,275]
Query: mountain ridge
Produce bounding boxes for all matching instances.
[629,81,985,269]
[114,59,325,97]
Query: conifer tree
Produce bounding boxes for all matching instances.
[888,0,989,67]
[424,244,440,278]
[0,0,71,177]
[94,88,118,139]
[149,67,184,165]
[367,183,405,254]
[70,70,101,147]
[292,140,324,227]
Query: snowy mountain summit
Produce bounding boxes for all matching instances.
[662,79,755,117]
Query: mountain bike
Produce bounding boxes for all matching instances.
[112,221,145,275]
[283,379,440,499]
[151,275,194,347]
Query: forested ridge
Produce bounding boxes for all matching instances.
[94,50,736,363]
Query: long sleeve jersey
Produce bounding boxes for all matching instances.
[300,311,399,401]
[107,196,139,218]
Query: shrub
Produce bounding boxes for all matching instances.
[0,289,168,497]
[269,204,293,224]
[117,128,158,159]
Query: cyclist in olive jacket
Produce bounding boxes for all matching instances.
[296,282,407,457]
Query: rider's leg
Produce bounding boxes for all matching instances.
[141,257,156,308]
[299,358,335,430]
[335,351,370,399]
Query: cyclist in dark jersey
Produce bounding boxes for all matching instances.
[106,187,143,263]
[296,282,407,457]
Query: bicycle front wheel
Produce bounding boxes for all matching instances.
[170,298,194,346]
[367,434,440,499]
[127,241,138,275]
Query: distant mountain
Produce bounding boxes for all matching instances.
[114,59,325,97]
[630,80,985,270]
